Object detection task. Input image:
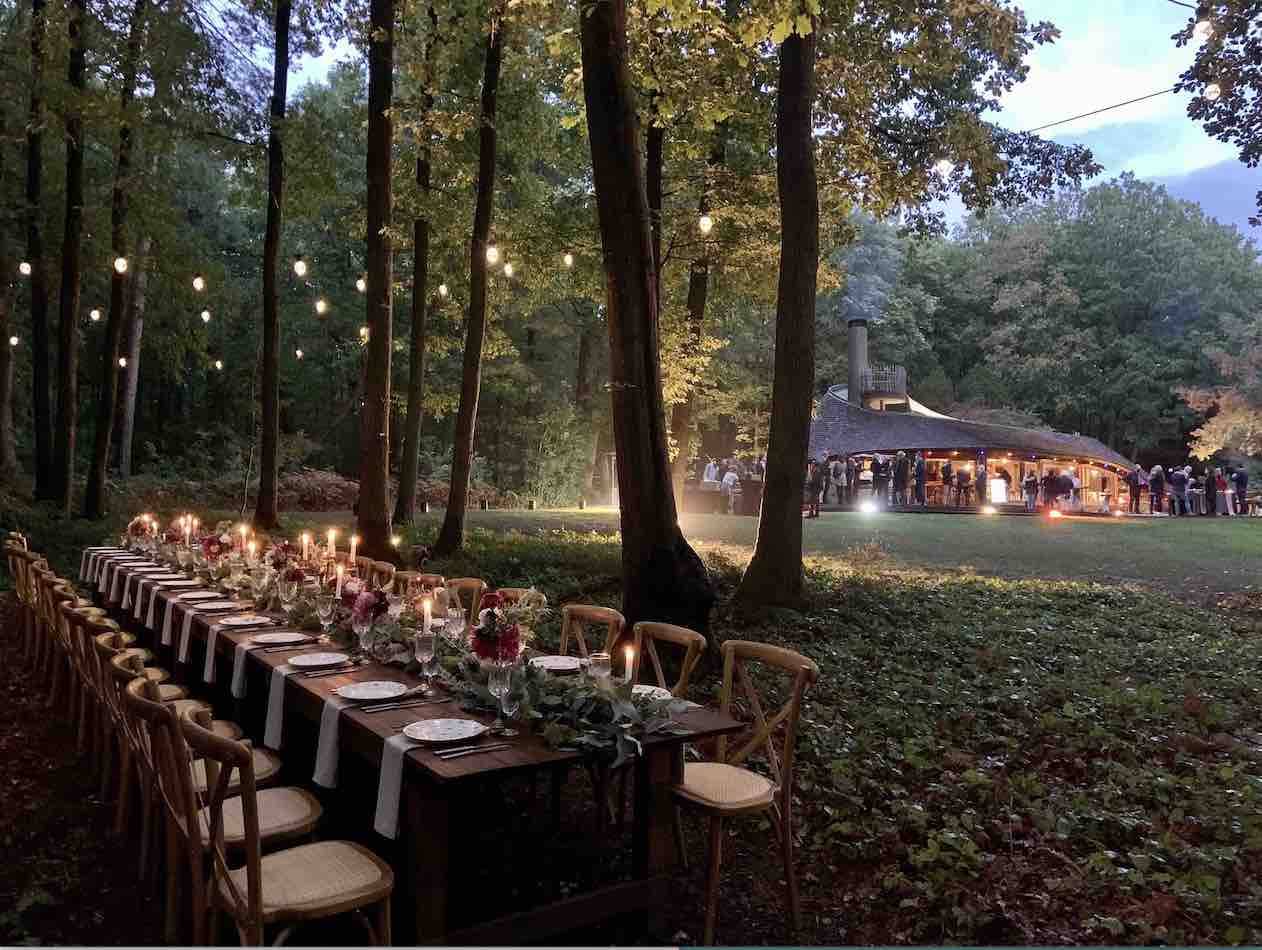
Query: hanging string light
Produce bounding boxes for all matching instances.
[293,255,308,277]
[563,252,574,268]
[503,262,514,278]
[315,298,329,315]
[118,357,127,368]
[438,283,449,298]
[698,214,714,235]
[294,348,304,359]
[359,325,370,343]
[18,262,31,277]
[192,274,206,292]
[485,243,500,265]
[201,309,211,323]
[214,359,224,371]
[89,308,101,322]
[356,275,367,293]
[8,336,18,347]
[1205,82,1222,101]
[113,256,129,274]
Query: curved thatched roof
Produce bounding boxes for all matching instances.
[809,386,1133,471]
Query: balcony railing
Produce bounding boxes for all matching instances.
[860,363,907,397]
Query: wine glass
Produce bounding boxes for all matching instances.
[413,629,436,696]
[589,651,612,681]
[489,663,519,737]
[352,613,373,656]
[278,578,299,618]
[315,592,335,643]
[446,605,466,643]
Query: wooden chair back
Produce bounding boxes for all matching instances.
[630,622,707,696]
[392,571,445,596]
[496,587,528,605]
[110,653,154,760]
[559,604,626,658]
[446,577,487,618]
[180,707,264,936]
[370,560,396,589]
[125,676,201,839]
[715,641,818,801]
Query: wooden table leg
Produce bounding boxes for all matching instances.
[632,744,683,936]
[405,779,451,944]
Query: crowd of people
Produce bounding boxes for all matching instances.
[1123,463,1250,516]
[699,455,766,513]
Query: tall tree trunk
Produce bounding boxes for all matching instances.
[0,250,18,481]
[114,235,150,475]
[736,23,818,606]
[26,0,53,499]
[578,0,714,630]
[254,0,291,529]
[53,0,87,515]
[394,6,437,526]
[646,119,663,302]
[433,18,502,556]
[574,315,597,492]
[84,0,146,519]
[357,0,395,557]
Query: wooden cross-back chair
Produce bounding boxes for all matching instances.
[181,708,393,946]
[630,622,707,697]
[673,639,819,945]
[371,560,396,590]
[89,624,140,800]
[4,539,32,658]
[495,587,528,605]
[558,604,625,658]
[23,557,52,683]
[392,571,445,596]
[60,600,108,761]
[446,577,486,618]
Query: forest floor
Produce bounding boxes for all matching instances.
[4,503,1262,944]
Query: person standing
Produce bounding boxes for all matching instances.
[976,464,988,506]
[1148,465,1165,514]
[820,454,833,506]
[892,451,908,506]
[1126,465,1141,514]
[1205,466,1218,516]
[914,452,927,507]
[844,455,856,505]
[804,459,824,518]
[703,457,719,483]
[721,466,740,513]
[1232,465,1249,515]
[1169,465,1188,516]
[1023,470,1038,512]
[829,455,844,503]
[955,465,971,507]
[941,458,954,506]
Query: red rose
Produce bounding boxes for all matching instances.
[480,591,502,612]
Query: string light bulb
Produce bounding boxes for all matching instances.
[8,336,18,347]
[390,534,401,547]
[438,283,449,298]
[113,256,129,274]
[118,357,127,368]
[485,243,500,265]
[89,308,101,322]
[18,261,31,276]
[315,298,329,315]
[1205,82,1222,101]
[359,325,369,342]
[563,252,574,268]
[293,255,307,277]
[356,275,367,293]
[294,348,304,359]
[214,359,223,371]
[1193,18,1213,41]
[698,214,714,235]
[503,262,514,277]
[201,309,211,323]
[192,274,206,292]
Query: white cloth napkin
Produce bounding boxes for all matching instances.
[203,623,222,683]
[162,600,181,646]
[178,609,197,663]
[313,695,353,788]
[264,664,297,750]
[231,642,253,698]
[108,566,124,603]
[374,733,420,839]
[146,587,162,629]
[98,561,111,594]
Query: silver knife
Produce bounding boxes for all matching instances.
[435,743,513,760]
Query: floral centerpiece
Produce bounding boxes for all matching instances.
[470,588,549,662]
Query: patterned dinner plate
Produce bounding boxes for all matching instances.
[402,718,489,745]
[176,590,218,601]
[632,684,673,702]
[529,655,582,674]
[157,579,200,587]
[336,681,409,702]
[251,631,310,646]
[289,652,350,670]
[194,600,241,611]
[218,614,270,628]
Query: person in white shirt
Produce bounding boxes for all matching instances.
[720,469,740,513]
[703,458,719,483]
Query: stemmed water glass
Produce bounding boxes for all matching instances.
[488,662,520,737]
[589,651,612,681]
[278,577,299,620]
[315,592,335,643]
[445,605,467,644]
[413,628,436,695]
[352,613,373,657]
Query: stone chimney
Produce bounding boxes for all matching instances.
[847,317,869,405]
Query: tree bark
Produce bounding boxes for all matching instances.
[114,235,150,476]
[433,18,503,556]
[84,0,146,520]
[254,0,291,529]
[574,315,597,492]
[646,119,663,302]
[357,0,395,558]
[0,250,18,481]
[736,24,818,607]
[53,0,87,515]
[394,5,438,526]
[26,0,53,499]
[578,0,714,630]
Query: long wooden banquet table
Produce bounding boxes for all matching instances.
[83,547,740,944]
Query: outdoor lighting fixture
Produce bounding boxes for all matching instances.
[1205,82,1222,102]
[563,252,574,268]
[485,244,500,265]
[934,159,954,177]
[89,309,101,322]
[390,534,401,547]
[356,275,367,293]
[118,357,127,368]
[201,310,211,323]
[1193,18,1213,41]
[859,500,878,514]
[981,505,997,515]
[8,336,18,347]
[1049,509,1063,519]
[1113,509,1124,518]
[315,298,329,315]
[359,325,369,342]
[503,262,514,277]
[192,274,206,292]
[293,256,308,277]
[294,348,304,359]
[698,214,714,235]
[113,256,129,274]
[18,261,31,276]
[438,283,449,298]
[214,359,224,371]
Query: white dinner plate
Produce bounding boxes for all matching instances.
[145,574,185,581]
[194,600,240,611]
[157,579,200,588]
[336,681,409,702]
[251,631,311,646]
[632,684,673,702]
[217,614,270,628]
[402,718,489,745]
[529,655,582,674]
[289,652,350,670]
[176,590,217,601]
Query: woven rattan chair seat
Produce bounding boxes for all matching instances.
[674,761,776,811]
[192,746,281,793]
[218,840,393,921]
[200,787,322,846]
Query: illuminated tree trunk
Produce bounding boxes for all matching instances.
[433,19,502,556]
[736,24,818,606]
[84,0,146,519]
[255,0,291,529]
[578,0,714,629]
[357,0,395,557]
[26,0,53,499]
